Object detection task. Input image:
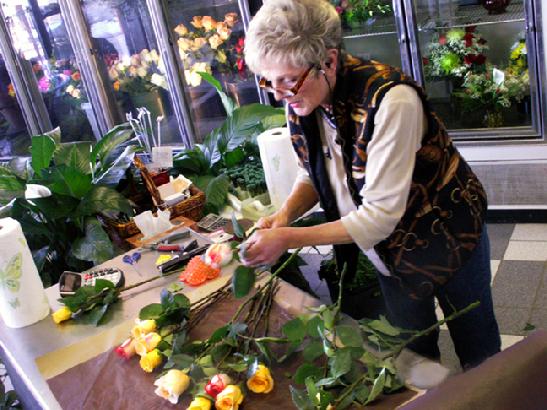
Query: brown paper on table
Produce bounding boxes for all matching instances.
[45,281,417,409]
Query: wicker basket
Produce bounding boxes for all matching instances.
[103,158,205,239]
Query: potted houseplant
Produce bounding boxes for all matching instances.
[0,124,139,286]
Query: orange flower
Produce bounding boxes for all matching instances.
[113,80,120,92]
[191,16,203,28]
[71,71,81,81]
[7,83,15,98]
[216,22,231,41]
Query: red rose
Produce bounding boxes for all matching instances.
[438,35,446,45]
[464,33,474,47]
[464,54,475,65]
[422,57,429,66]
[474,54,486,65]
[237,58,245,72]
[205,374,232,398]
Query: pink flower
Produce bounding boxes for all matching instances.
[63,70,72,76]
[205,374,232,398]
[38,76,50,93]
[115,338,136,359]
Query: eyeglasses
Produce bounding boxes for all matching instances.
[259,65,316,98]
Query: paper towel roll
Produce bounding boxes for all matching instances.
[257,127,300,210]
[0,217,50,328]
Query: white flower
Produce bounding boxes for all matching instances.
[137,67,148,77]
[151,73,168,90]
[154,369,190,404]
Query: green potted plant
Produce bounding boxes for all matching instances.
[331,0,393,29]
[172,72,285,217]
[0,124,139,286]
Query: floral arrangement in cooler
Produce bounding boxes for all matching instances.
[174,12,247,87]
[331,0,392,27]
[508,37,527,76]
[423,26,488,80]
[453,65,529,127]
[107,49,168,94]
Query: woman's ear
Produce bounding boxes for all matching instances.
[324,48,339,75]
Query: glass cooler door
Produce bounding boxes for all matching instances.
[164,0,261,142]
[337,0,413,76]
[405,0,540,139]
[80,0,181,145]
[1,0,95,143]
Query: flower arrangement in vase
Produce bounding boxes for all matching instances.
[174,12,247,87]
[331,0,392,28]
[453,65,529,127]
[107,49,168,95]
[423,26,488,83]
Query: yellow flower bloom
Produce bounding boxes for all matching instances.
[201,16,217,31]
[188,397,212,410]
[135,332,162,356]
[186,397,211,410]
[52,306,72,324]
[246,364,274,394]
[131,319,157,338]
[215,385,244,410]
[174,23,188,36]
[216,22,231,41]
[139,349,162,373]
[208,34,223,50]
[154,369,191,404]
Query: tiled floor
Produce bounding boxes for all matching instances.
[299,223,547,374]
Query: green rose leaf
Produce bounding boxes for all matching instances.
[289,386,314,410]
[329,348,352,378]
[365,367,386,404]
[367,315,401,336]
[294,363,323,385]
[209,325,229,344]
[306,315,325,338]
[282,317,306,342]
[232,265,255,298]
[305,376,319,406]
[303,340,324,362]
[354,384,370,403]
[336,324,364,347]
[139,303,164,320]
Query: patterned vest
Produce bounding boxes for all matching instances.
[288,54,487,298]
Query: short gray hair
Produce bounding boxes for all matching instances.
[244,0,342,75]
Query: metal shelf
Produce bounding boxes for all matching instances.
[342,14,397,39]
[418,2,525,31]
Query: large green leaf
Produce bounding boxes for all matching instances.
[232,265,255,298]
[204,174,230,214]
[261,113,286,131]
[365,368,386,405]
[282,318,307,342]
[54,142,93,174]
[0,166,25,201]
[198,71,235,116]
[41,165,92,199]
[76,186,133,217]
[91,123,134,165]
[294,363,323,385]
[45,126,61,144]
[289,386,314,410]
[172,147,210,174]
[71,218,114,264]
[329,348,352,378]
[29,195,79,220]
[336,324,364,347]
[93,145,138,187]
[31,135,56,176]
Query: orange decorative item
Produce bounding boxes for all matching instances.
[179,255,220,286]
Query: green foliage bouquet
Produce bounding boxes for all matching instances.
[423,26,488,80]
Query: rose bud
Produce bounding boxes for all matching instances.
[139,349,162,373]
[215,385,244,410]
[204,373,232,398]
[187,396,212,410]
[246,364,274,394]
[154,369,191,404]
[115,337,136,359]
[204,243,233,269]
[52,306,72,324]
[135,332,162,356]
[131,319,157,339]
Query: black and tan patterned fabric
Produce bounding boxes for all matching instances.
[288,54,487,298]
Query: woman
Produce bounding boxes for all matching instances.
[242,0,500,370]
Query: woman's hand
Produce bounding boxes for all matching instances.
[240,228,288,267]
[255,211,289,229]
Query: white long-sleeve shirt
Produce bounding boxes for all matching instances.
[295,84,426,274]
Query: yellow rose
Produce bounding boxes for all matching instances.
[201,16,217,31]
[131,319,157,338]
[139,349,162,373]
[216,22,231,41]
[135,332,162,356]
[215,385,244,410]
[246,364,274,394]
[208,34,223,50]
[188,397,212,410]
[52,306,72,324]
[154,369,191,404]
[174,23,188,36]
[192,37,207,51]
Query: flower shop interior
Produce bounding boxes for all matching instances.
[0,0,546,409]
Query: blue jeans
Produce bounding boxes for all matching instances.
[377,225,501,369]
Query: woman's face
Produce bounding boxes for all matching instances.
[259,62,331,117]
